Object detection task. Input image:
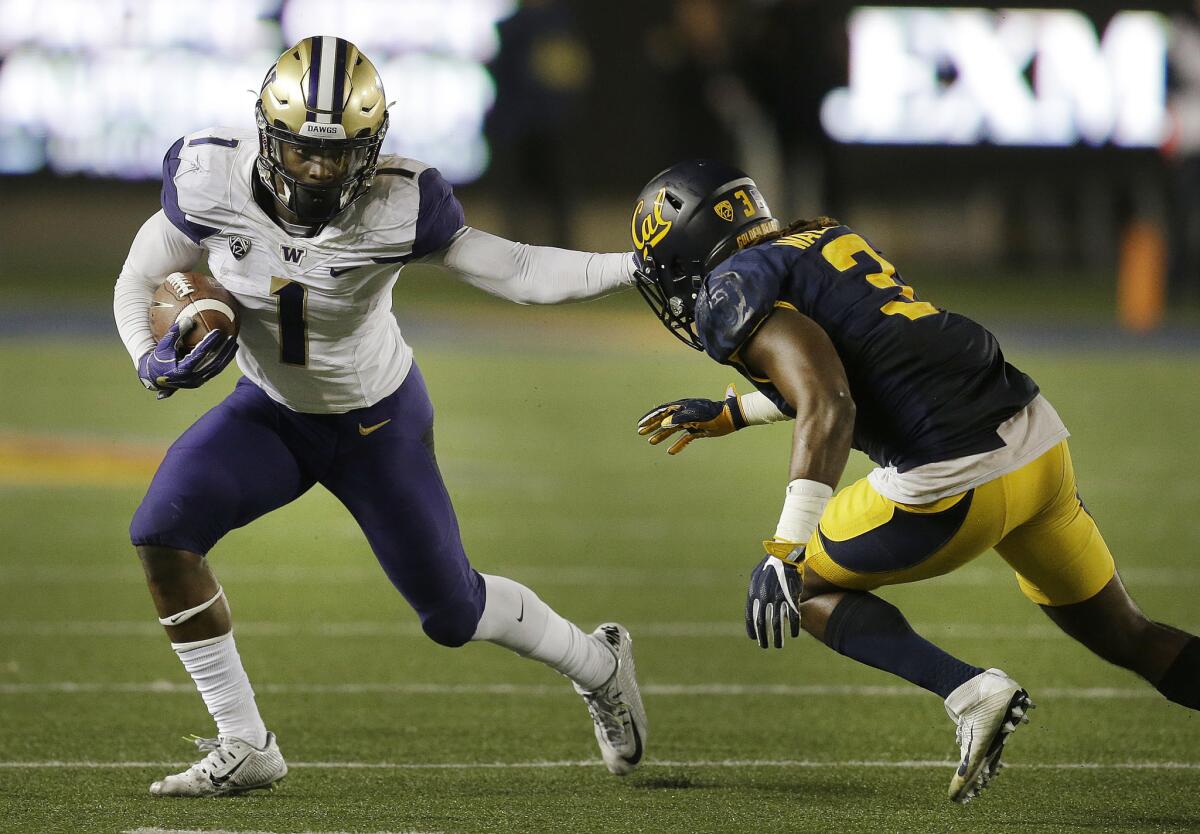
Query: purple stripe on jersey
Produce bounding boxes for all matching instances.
[306,36,323,113]
[160,137,220,244]
[331,37,347,117]
[187,137,239,148]
[411,167,466,258]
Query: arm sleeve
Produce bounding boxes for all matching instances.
[113,210,204,367]
[420,226,637,305]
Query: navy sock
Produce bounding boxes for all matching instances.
[1156,636,1200,710]
[824,592,983,699]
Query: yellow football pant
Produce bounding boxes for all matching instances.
[804,441,1115,606]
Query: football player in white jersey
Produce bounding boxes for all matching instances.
[113,36,646,796]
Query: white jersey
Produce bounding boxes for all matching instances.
[115,127,635,413]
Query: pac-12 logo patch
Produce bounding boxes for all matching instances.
[229,235,252,260]
[280,245,306,265]
[714,200,735,222]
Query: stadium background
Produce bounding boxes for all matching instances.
[2,2,1199,832]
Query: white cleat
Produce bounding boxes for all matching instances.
[945,668,1034,804]
[573,623,648,775]
[150,732,287,797]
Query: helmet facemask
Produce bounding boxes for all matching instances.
[633,249,709,351]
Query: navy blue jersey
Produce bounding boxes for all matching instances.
[693,224,1038,472]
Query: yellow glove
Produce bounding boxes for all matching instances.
[636,384,746,455]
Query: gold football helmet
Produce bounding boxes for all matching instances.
[256,36,389,225]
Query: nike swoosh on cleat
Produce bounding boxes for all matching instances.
[209,755,249,787]
[516,598,525,623]
[358,419,391,437]
[622,722,644,766]
[957,734,973,777]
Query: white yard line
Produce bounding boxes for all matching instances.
[8,564,1200,588]
[4,758,1198,771]
[126,829,439,834]
[0,681,1162,699]
[9,620,1198,640]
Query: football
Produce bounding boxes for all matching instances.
[150,271,240,350]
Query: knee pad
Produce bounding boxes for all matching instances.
[420,593,485,648]
[823,592,911,652]
[130,489,218,555]
[1157,637,1200,711]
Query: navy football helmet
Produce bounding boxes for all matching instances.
[630,160,780,350]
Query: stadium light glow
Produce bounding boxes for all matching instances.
[0,0,516,181]
[821,7,1169,147]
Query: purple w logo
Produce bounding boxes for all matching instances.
[280,245,306,265]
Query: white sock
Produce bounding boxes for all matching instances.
[471,573,616,690]
[172,631,268,747]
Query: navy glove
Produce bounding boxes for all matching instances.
[636,384,747,455]
[138,320,237,400]
[745,554,802,649]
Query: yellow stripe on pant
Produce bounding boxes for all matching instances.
[803,441,1116,606]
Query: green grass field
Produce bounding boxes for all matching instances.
[1,287,1199,834]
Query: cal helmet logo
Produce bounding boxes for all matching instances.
[229,235,252,260]
[630,187,673,257]
[280,245,306,265]
[714,200,735,222]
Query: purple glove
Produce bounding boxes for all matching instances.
[138,320,237,400]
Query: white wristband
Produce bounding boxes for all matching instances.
[738,391,790,426]
[774,479,834,543]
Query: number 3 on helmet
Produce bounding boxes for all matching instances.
[256,36,389,226]
[630,160,780,350]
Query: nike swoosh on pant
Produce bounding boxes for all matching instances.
[358,419,391,436]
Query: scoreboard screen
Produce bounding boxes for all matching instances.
[821,7,1169,148]
[0,0,516,182]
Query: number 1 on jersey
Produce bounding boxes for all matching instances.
[821,234,938,321]
[271,278,308,366]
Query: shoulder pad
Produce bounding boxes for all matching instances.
[340,157,464,258]
[694,250,785,363]
[161,128,255,244]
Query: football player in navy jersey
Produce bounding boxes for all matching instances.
[630,160,1200,803]
[113,37,646,796]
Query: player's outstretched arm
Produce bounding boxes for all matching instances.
[426,227,637,305]
[636,383,791,455]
